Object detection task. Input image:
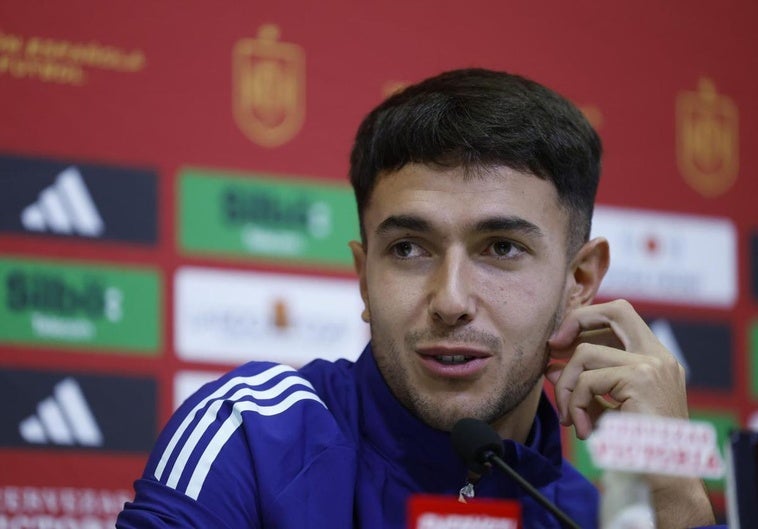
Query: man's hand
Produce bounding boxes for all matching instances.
[544,298,687,439]
[544,299,715,528]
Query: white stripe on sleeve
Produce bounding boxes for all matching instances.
[165,374,318,488]
[154,364,296,480]
[184,390,325,500]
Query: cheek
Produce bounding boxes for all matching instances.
[485,273,565,324]
[366,273,421,322]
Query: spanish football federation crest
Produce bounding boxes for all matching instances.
[676,78,739,197]
[232,25,305,148]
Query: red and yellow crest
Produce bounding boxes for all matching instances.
[232,25,305,148]
[676,78,739,197]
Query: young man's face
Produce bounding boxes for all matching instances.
[351,163,578,435]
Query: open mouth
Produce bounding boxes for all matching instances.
[434,355,475,365]
[416,346,492,378]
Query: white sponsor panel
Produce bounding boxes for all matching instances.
[588,413,724,479]
[591,206,737,307]
[173,371,225,410]
[0,485,129,528]
[418,514,517,529]
[175,267,369,366]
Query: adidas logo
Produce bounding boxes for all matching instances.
[20,166,105,237]
[649,318,690,380]
[18,377,104,447]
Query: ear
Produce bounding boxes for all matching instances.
[349,240,371,323]
[565,237,610,309]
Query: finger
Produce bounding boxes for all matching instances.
[565,366,641,439]
[545,362,620,412]
[550,299,657,355]
[567,358,689,437]
[548,327,624,360]
[570,395,612,439]
[552,343,645,422]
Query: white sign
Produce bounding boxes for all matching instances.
[592,206,736,308]
[418,514,517,529]
[0,485,130,528]
[174,267,368,367]
[588,413,724,478]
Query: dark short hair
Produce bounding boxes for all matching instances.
[349,68,602,255]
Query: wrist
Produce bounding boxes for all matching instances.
[648,475,715,529]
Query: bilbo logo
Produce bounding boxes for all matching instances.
[232,24,305,148]
[6,270,123,321]
[223,187,332,237]
[676,77,739,197]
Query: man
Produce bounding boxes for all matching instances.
[118,69,723,528]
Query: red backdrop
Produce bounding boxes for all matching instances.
[1,1,756,525]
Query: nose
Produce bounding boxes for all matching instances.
[427,249,475,326]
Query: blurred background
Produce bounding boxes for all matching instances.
[0,1,756,524]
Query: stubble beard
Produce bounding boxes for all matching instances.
[370,310,561,432]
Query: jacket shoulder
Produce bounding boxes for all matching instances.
[119,361,355,528]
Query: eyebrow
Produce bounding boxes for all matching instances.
[474,217,543,238]
[375,214,543,238]
[376,215,431,236]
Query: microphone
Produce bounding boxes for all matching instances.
[451,418,581,529]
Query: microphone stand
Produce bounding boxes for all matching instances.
[482,449,582,529]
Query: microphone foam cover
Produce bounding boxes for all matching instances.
[451,418,505,473]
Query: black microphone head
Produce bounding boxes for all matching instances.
[451,418,505,474]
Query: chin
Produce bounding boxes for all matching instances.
[410,395,489,433]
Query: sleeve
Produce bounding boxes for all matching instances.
[117,479,239,529]
[116,361,355,529]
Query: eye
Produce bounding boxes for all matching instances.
[484,240,526,259]
[390,241,426,259]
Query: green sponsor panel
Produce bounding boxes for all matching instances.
[570,410,736,491]
[0,257,161,354]
[179,168,359,267]
[751,320,758,397]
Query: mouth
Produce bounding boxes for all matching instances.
[433,354,475,365]
[416,346,492,377]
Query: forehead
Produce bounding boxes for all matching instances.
[363,163,569,238]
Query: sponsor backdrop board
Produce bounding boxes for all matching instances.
[179,168,359,267]
[0,154,158,244]
[0,257,161,352]
[1,1,757,524]
[174,266,367,366]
